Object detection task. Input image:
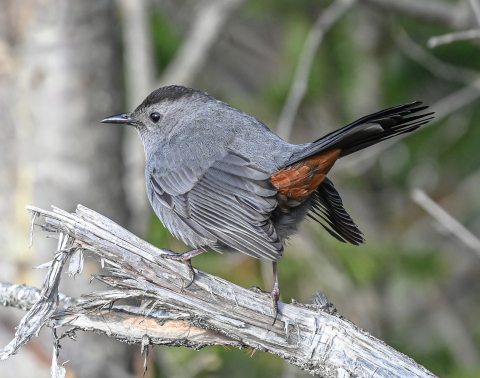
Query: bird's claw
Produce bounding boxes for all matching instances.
[249,284,280,325]
[162,254,195,288]
[248,286,269,295]
[161,249,205,289]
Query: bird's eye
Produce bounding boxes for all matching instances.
[150,112,161,123]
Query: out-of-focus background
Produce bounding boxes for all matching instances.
[1,0,480,377]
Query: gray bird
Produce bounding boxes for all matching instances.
[101,85,433,322]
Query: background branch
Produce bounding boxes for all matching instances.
[394,27,480,84]
[1,205,438,378]
[360,0,474,29]
[428,29,480,48]
[159,0,245,87]
[425,0,480,49]
[275,0,356,141]
[411,189,480,258]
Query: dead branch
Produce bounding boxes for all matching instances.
[0,282,238,349]
[1,205,438,377]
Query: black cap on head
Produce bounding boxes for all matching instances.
[134,86,202,113]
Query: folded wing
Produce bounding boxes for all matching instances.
[149,151,283,261]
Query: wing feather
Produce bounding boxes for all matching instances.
[149,151,283,260]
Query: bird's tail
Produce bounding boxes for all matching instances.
[284,102,434,167]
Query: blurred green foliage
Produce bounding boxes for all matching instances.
[150,10,183,72]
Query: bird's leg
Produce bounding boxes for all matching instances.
[249,261,281,325]
[161,248,206,288]
[270,261,281,324]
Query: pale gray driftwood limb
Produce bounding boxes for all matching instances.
[1,205,438,378]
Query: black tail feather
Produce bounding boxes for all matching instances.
[339,116,433,156]
[284,102,434,167]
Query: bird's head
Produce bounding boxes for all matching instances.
[101,85,209,144]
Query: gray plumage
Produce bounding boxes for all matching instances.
[102,85,434,263]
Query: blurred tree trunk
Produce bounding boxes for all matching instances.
[0,1,136,377]
[118,0,155,239]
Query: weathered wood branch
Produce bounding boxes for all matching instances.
[1,205,438,377]
[0,282,239,349]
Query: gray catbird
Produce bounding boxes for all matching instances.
[102,85,433,322]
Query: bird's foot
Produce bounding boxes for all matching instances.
[161,248,205,289]
[249,283,281,325]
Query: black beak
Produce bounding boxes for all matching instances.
[100,113,136,126]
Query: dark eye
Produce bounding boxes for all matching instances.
[150,112,161,123]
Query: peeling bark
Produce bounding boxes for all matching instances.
[1,205,438,378]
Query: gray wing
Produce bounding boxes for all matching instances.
[149,150,283,260]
